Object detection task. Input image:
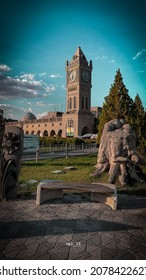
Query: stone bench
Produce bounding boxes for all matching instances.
[36,180,117,210]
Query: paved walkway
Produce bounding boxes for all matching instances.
[0,193,146,260]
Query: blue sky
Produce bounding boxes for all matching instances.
[0,0,146,119]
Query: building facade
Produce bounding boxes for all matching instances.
[7,47,97,138]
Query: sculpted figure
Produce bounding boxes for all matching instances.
[0,125,23,200]
[91,119,144,186]
[0,110,5,199]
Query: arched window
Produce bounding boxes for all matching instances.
[69,97,72,109]
[82,126,90,136]
[74,97,76,109]
[82,97,84,109]
[57,129,62,137]
[43,130,48,137]
[86,98,88,110]
[50,130,55,137]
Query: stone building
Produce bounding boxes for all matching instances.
[91,106,102,118]
[7,47,99,138]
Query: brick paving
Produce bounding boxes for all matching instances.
[0,193,146,260]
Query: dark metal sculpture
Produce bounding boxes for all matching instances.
[0,115,23,200]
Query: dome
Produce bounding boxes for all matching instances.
[21,112,37,121]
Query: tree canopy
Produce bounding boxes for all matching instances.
[132,94,146,151]
[97,69,145,152]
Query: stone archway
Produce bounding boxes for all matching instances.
[31,130,34,135]
[57,129,62,137]
[81,126,90,136]
[37,130,41,136]
[50,130,55,137]
[43,130,48,137]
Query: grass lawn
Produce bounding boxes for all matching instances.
[18,154,146,196]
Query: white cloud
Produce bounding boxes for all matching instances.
[0,103,24,119]
[17,77,42,87]
[133,49,146,60]
[37,112,48,119]
[20,73,35,80]
[0,64,11,72]
[39,72,46,77]
[36,101,46,106]
[0,75,41,100]
[45,84,56,93]
[108,59,115,64]
[0,69,57,100]
[49,73,63,78]
[24,108,33,113]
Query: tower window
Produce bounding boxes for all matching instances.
[74,97,76,109]
[69,97,72,109]
[67,99,69,109]
[82,97,84,109]
[86,98,88,110]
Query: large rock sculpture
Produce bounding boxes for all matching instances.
[0,118,23,200]
[91,119,144,186]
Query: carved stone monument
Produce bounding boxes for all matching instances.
[0,110,5,199]
[0,113,23,200]
[91,119,144,186]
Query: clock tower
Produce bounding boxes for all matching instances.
[62,47,94,137]
[66,46,92,113]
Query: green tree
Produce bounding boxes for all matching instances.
[132,94,146,151]
[97,69,134,143]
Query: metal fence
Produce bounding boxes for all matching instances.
[22,142,98,162]
[39,143,97,153]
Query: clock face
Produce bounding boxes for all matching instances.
[69,70,77,82]
[82,70,90,83]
